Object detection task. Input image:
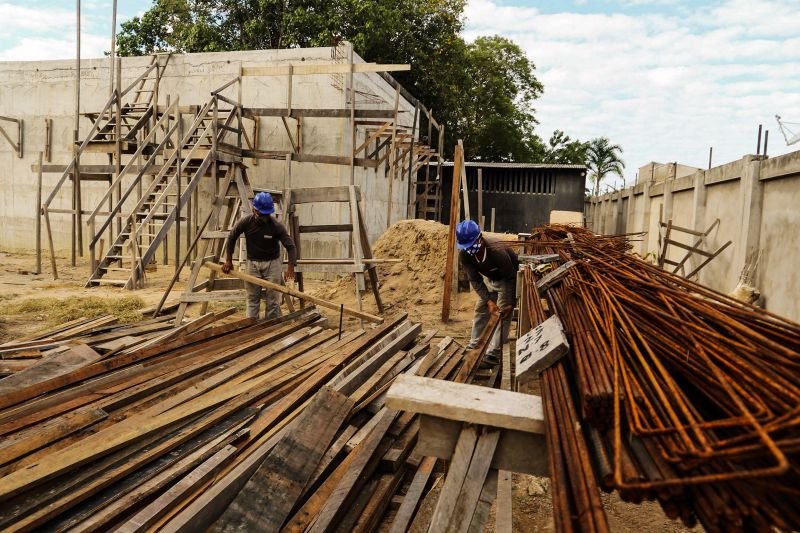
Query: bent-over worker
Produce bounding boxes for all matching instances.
[457,220,518,366]
[222,192,297,320]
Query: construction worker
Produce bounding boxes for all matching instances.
[222,192,297,320]
[457,220,518,366]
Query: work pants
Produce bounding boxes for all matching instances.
[245,258,283,320]
[468,277,515,357]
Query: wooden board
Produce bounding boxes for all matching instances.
[515,315,569,384]
[0,343,101,409]
[418,415,548,476]
[386,375,545,434]
[212,386,353,532]
[535,260,576,293]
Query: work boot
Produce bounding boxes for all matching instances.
[479,354,500,369]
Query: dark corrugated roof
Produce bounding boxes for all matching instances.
[438,161,586,170]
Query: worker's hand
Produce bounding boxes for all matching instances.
[221,260,233,274]
[486,299,500,316]
[500,304,514,318]
[284,264,295,282]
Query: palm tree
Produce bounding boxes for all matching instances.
[586,137,625,196]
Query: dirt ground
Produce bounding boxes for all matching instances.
[0,228,699,531]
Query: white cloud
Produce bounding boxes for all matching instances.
[0,34,109,61]
[464,0,800,184]
[0,3,73,32]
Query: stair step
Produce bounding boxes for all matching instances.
[93,278,129,285]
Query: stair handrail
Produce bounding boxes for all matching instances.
[85,97,181,229]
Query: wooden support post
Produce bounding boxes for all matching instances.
[35,152,43,275]
[461,154,470,221]
[175,112,182,273]
[44,118,52,162]
[73,0,82,265]
[386,86,400,229]
[109,0,117,96]
[477,168,483,228]
[491,207,496,232]
[441,141,463,322]
[406,103,419,218]
[44,207,58,280]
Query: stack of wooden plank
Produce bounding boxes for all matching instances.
[0,305,500,532]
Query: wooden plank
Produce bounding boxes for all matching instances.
[515,315,569,384]
[418,415,548,476]
[298,223,353,233]
[428,425,479,531]
[307,408,398,532]
[116,444,238,533]
[448,429,500,532]
[386,375,545,433]
[0,343,101,410]
[283,445,359,533]
[205,262,382,323]
[468,469,499,533]
[333,323,421,395]
[535,260,576,293]
[0,328,329,501]
[0,407,106,467]
[495,470,513,533]
[388,455,436,533]
[289,186,352,204]
[245,108,405,119]
[62,426,246,533]
[242,63,409,76]
[212,387,353,532]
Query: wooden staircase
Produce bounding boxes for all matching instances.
[85,85,244,289]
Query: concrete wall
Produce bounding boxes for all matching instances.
[586,150,800,321]
[0,45,416,262]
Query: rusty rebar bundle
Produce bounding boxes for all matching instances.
[525,224,800,533]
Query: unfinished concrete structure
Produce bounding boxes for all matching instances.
[0,44,440,288]
[586,149,800,321]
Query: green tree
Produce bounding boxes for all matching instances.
[535,130,588,165]
[586,137,625,196]
[457,36,543,161]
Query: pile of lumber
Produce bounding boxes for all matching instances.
[0,305,499,532]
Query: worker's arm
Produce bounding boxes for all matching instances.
[277,222,297,281]
[222,217,248,273]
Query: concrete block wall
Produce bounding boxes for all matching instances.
[0,45,416,263]
[586,149,800,322]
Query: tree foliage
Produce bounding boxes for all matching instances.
[117,0,594,164]
[586,137,625,196]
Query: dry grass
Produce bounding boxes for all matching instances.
[3,295,146,327]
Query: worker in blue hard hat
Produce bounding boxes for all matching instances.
[457,220,518,367]
[222,192,297,320]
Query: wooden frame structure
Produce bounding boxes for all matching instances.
[0,115,23,158]
[284,185,385,316]
[32,51,438,298]
[657,209,732,279]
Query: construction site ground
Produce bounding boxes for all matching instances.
[0,219,701,532]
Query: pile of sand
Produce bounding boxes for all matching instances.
[314,219,450,311]
[311,219,515,333]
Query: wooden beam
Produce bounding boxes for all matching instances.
[204,262,383,324]
[385,375,545,433]
[242,63,410,77]
[441,141,463,322]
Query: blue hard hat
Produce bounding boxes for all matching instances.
[456,220,481,250]
[253,192,275,215]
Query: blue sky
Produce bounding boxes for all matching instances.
[1,0,798,187]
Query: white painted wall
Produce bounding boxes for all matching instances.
[586,150,800,321]
[0,45,417,261]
